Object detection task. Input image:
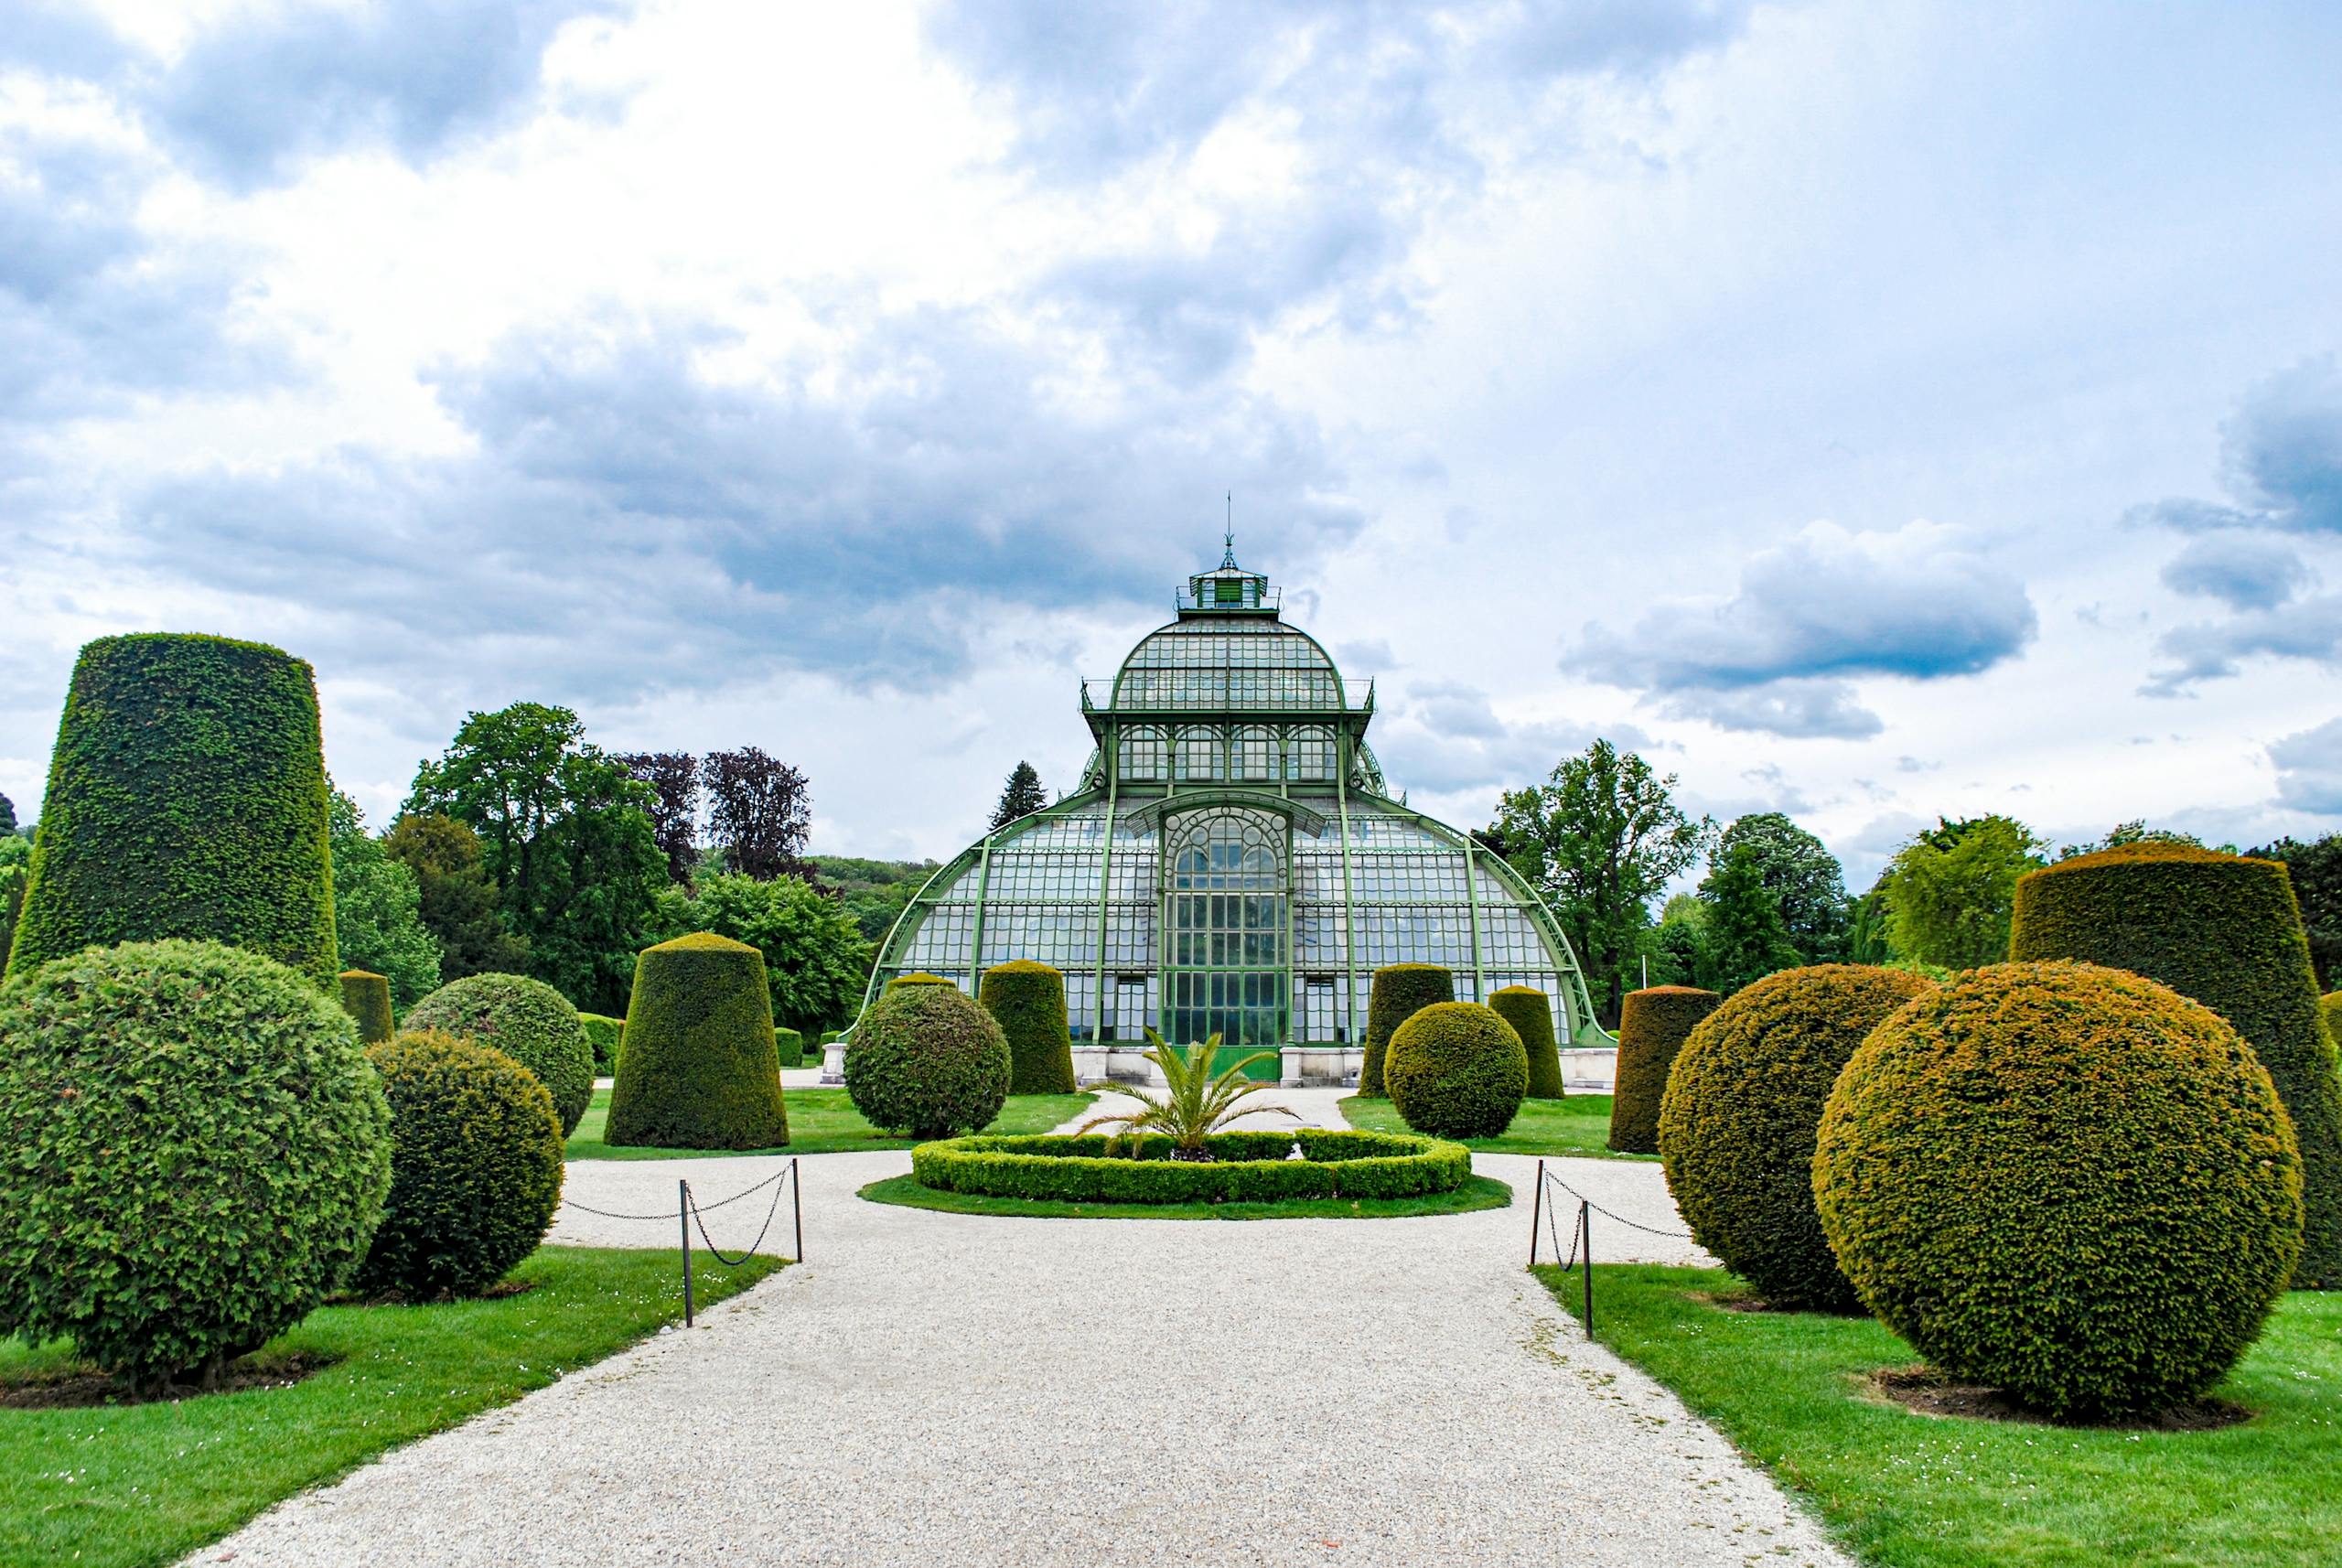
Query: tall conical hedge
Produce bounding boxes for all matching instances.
[6,634,337,988]
[1488,984,1565,1100]
[339,969,394,1043]
[606,931,790,1150]
[1360,964,1453,1096]
[980,960,1076,1094]
[1609,985,1719,1154]
[2010,844,2342,1289]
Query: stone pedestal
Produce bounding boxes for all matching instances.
[820,1040,845,1085]
[1556,1046,1617,1094]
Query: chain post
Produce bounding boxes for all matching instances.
[1579,1200,1593,1339]
[791,1157,803,1262]
[1529,1158,1545,1265]
[680,1178,694,1327]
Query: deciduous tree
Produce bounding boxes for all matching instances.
[383,811,529,983]
[704,746,813,880]
[327,790,444,1007]
[1704,812,1847,964]
[1880,814,2047,969]
[618,751,702,883]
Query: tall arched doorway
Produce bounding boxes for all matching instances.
[1164,807,1288,1075]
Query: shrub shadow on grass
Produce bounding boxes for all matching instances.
[0,1349,341,1410]
[1861,1367,2256,1433]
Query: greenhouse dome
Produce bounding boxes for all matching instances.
[847,542,1615,1088]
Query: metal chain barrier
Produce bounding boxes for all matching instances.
[686,1166,791,1267]
[1537,1163,1695,1241]
[554,1158,803,1327]
[1527,1157,1697,1342]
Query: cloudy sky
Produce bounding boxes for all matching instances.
[4,0,2339,886]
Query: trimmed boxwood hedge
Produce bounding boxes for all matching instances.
[910,1128,1469,1205]
[403,972,596,1137]
[888,972,955,988]
[0,940,391,1388]
[1489,984,1565,1100]
[578,1011,625,1074]
[846,980,1010,1139]
[1609,985,1720,1154]
[776,1025,806,1067]
[355,1028,564,1300]
[1386,1001,1528,1139]
[2010,843,2342,1289]
[1658,964,1933,1311]
[1815,961,2304,1416]
[339,968,394,1044]
[980,959,1077,1094]
[1359,963,1453,1096]
[606,932,790,1150]
[5,634,338,989]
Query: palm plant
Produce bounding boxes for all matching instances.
[1076,1030,1299,1160]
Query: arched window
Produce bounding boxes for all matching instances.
[1167,809,1287,1049]
[1234,725,1280,781]
[1118,726,1166,782]
[1176,726,1227,782]
[1286,725,1335,781]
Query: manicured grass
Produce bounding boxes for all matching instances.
[861,1170,1515,1220]
[1341,1092,1649,1158]
[1531,1262,2342,1568]
[0,1244,784,1568]
[567,1087,1096,1159]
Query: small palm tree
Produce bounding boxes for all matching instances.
[1076,1030,1299,1160]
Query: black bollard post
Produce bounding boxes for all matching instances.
[1579,1201,1594,1339]
[1529,1159,1545,1265]
[791,1156,804,1262]
[680,1178,693,1327]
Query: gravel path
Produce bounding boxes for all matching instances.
[189,1136,1850,1567]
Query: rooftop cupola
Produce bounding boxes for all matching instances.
[1178,532,1276,617]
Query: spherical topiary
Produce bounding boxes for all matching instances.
[1360,964,1454,1097]
[5,634,338,988]
[845,981,1011,1140]
[1489,985,1565,1101]
[578,1012,625,1074]
[1658,964,1933,1311]
[606,932,790,1150]
[339,969,394,1043]
[403,972,595,1137]
[980,960,1077,1095]
[0,940,391,1388]
[2010,843,2342,1289]
[1386,1002,1528,1140]
[1815,961,2303,1416]
[354,1029,564,1300]
[1609,986,1721,1154]
[887,972,956,989]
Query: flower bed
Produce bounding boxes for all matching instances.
[908,1128,1470,1204]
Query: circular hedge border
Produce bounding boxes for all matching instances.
[908,1128,1469,1205]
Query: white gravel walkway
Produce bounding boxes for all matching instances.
[188,1133,1850,1568]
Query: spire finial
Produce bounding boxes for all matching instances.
[1221,491,1237,568]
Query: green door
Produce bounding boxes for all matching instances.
[1165,808,1287,1079]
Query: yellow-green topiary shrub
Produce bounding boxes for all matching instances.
[980,959,1076,1094]
[1359,964,1453,1097]
[1658,965,1933,1311]
[776,1025,806,1067]
[577,1012,625,1074]
[1609,986,1719,1154]
[846,981,1010,1140]
[606,932,790,1150]
[1489,985,1564,1100]
[403,972,596,1137]
[1815,961,2303,1416]
[2009,843,2342,1289]
[888,972,956,988]
[339,969,394,1044]
[1386,1001,1527,1139]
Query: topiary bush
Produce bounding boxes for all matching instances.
[1815,961,2304,1416]
[1488,985,1565,1100]
[2009,843,2342,1289]
[5,634,338,988]
[339,969,394,1043]
[403,972,595,1137]
[1658,964,1933,1311]
[1360,963,1453,1096]
[776,1025,805,1067]
[1386,1001,1528,1140]
[980,959,1077,1094]
[0,940,391,1389]
[1609,986,1720,1154]
[578,1012,625,1075]
[887,972,956,989]
[845,981,1011,1140]
[606,932,790,1150]
[354,1029,564,1300]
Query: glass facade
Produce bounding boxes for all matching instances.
[865,551,1608,1057]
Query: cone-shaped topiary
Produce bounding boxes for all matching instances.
[403,972,595,1137]
[1360,964,1453,1096]
[578,1012,625,1074]
[339,968,394,1043]
[980,959,1077,1094]
[1659,965,1933,1311]
[5,634,338,989]
[355,1029,564,1299]
[1609,986,1720,1154]
[2009,843,2342,1289]
[846,980,1010,1140]
[776,1025,805,1067]
[606,932,790,1150]
[1816,961,2303,1416]
[1488,985,1565,1100]
[0,940,390,1389]
[1386,1001,1528,1139]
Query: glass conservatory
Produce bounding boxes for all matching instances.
[854,544,1613,1086]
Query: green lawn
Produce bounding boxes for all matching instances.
[860,1171,1514,1219]
[1532,1263,2342,1568]
[1340,1092,1648,1158]
[0,1244,785,1568]
[567,1087,1096,1159]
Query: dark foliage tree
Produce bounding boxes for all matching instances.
[1703,812,1847,965]
[0,790,14,835]
[990,760,1047,831]
[384,811,531,982]
[704,746,813,880]
[1700,842,1802,994]
[2251,833,2342,991]
[617,752,702,884]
